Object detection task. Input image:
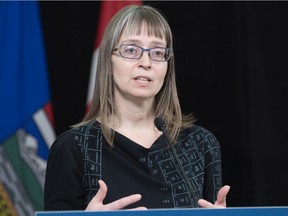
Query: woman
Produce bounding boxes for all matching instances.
[44,4,230,211]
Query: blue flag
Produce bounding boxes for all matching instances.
[0,1,55,215]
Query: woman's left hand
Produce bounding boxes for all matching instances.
[198,185,230,208]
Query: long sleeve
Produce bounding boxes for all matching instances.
[202,128,222,203]
[44,131,86,210]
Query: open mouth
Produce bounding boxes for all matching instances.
[134,76,152,82]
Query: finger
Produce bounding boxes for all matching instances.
[198,199,214,208]
[216,185,230,205]
[92,180,108,203]
[128,206,147,211]
[85,180,108,211]
[105,194,142,210]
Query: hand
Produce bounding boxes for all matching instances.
[198,185,230,208]
[85,180,147,211]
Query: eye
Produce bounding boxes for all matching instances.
[123,45,138,55]
[154,49,165,57]
[151,48,166,59]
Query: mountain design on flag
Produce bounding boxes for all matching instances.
[0,2,55,215]
[1,130,45,215]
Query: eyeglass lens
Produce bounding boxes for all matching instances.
[118,44,170,61]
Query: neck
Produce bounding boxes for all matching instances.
[115,98,155,128]
[108,96,163,148]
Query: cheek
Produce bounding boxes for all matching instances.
[112,68,123,87]
[111,58,123,80]
[111,56,131,76]
[158,65,168,82]
[111,60,130,88]
[154,65,168,93]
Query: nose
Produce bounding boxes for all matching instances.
[138,50,151,69]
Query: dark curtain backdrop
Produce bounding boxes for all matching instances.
[40,1,288,207]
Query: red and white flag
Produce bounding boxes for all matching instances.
[86,0,142,111]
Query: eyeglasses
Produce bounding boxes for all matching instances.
[112,44,172,62]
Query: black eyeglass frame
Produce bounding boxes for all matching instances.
[112,44,173,62]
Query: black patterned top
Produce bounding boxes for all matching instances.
[44,121,222,210]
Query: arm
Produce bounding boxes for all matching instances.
[199,129,230,208]
[44,132,86,210]
[44,131,146,211]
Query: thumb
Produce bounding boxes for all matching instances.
[92,180,108,203]
[217,185,230,204]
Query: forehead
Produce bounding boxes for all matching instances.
[122,21,166,41]
[119,22,167,45]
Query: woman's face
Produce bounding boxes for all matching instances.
[111,24,168,104]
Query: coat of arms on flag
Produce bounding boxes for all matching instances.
[0,1,55,215]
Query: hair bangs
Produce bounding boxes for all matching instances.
[122,8,169,43]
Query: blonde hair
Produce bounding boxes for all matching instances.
[80,5,195,146]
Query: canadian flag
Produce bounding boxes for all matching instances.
[86,0,142,112]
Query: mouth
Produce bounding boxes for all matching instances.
[134,76,152,82]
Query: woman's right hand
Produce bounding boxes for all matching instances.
[85,180,147,211]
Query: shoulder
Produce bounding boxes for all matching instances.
[179,124,220,147]
[69,121,102,140]
[50,121,102,152]
[180,124,216,137]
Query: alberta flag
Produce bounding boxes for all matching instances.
[0,1,55,216]
[87,0,142,111]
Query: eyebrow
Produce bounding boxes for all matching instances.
[120,39,167,47]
